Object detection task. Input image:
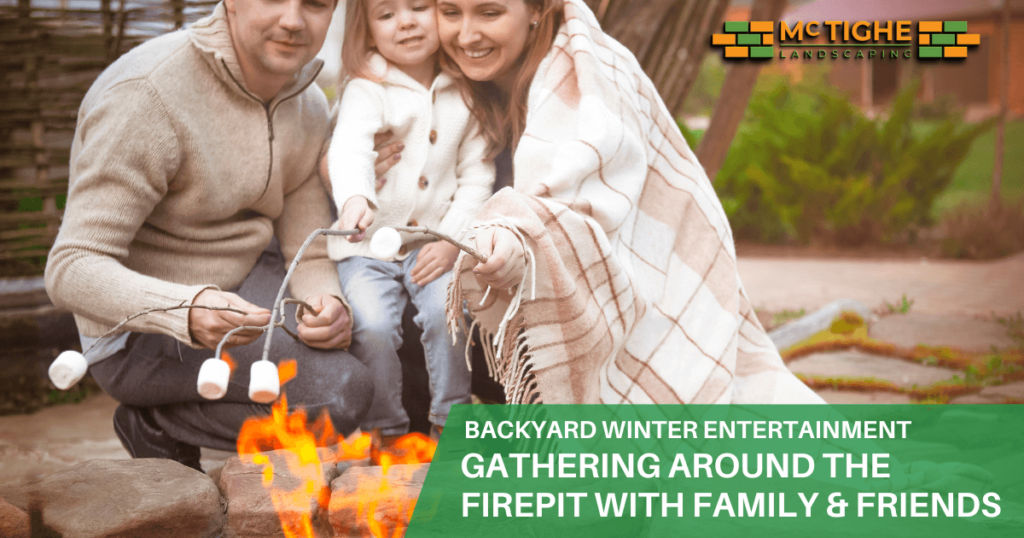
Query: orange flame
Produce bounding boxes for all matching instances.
[237,359,437,538]
[221,351,236,373]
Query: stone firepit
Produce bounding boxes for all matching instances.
[0,453,428,538]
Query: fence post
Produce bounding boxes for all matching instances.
[173,0,185,30]
[101,0,113,60]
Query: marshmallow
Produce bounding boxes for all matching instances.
[49,350,88,390]
[249,360,280,403]
[197,358,231,400]
[370,227,403,259]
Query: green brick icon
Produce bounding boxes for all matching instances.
[944,21,968,33]
[932,34,956,45]
[918,46,943,58]
[738,33,761,45]
[750,47,774,58]
[724,21,749,33]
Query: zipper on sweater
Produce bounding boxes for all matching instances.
[221,60,323,199]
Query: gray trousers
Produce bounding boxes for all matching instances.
[90,245,374,452]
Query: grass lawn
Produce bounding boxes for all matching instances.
[928,119,1024,217]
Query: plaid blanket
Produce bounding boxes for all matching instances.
[447,0,822,405]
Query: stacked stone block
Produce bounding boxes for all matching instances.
[918,21,980,58]
[713,21,774,59]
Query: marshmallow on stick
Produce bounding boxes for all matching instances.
[197,358,231,399]
[49,350,92,390]
[48,228,361,403]
[249,361,280,403]
[370,226,487,263]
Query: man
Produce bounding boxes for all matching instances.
[45,0,397,470]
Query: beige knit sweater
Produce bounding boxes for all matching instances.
[44,3,342,347]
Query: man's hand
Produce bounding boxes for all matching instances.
[340,196,374,242]
[297,294,352,350]
[410,240,460,286]
[189,289,272,350]
[319,131,403,197]
[473,227,526,290]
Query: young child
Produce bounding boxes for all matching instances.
[326,0,495,442]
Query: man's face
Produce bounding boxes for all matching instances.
[225,0,334,82]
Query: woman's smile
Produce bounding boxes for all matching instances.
[437,0,537,84]
[461,47,494,59]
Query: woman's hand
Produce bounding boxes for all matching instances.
[411,241,460,286]
[339,196,374,242]
[319,131,404,196]
[473,227,526,290]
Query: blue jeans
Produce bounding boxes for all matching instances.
[337,249,470,436]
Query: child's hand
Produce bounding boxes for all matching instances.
[411,241,461,286]
[340,196,374,242]
[473,227,526,290]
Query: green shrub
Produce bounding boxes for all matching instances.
[682,56,726,117]
[714,78,993,245]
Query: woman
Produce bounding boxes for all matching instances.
[438,0,823,405]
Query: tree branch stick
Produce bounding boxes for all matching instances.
[97,304,249,340]
[260,228,359,362]
[214,325,270,365]
[395,226,487,263]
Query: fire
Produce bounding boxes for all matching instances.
[221,351,236,372]
[236,359,437,538]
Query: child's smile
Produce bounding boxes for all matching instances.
[368,0,440,85]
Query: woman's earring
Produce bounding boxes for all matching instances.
[531,20,538,29]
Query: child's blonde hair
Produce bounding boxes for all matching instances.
[340,0,383,84]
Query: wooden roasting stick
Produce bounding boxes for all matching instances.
[392,226,487,264]
[50,228,361,403]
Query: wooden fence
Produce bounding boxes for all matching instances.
[0,0,216,277]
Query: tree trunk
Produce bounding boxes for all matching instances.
[992,0,1010,211]
[697,0,787,183]
[585,0,730,117]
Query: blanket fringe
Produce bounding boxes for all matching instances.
[445,220,541,404]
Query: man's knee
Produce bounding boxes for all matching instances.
[297,353,375,435]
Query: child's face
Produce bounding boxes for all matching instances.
[367,0,440,70]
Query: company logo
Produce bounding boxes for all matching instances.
[916,21,980,58]
[711,21,775,59]
[711,20,980,61]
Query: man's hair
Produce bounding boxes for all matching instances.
[440,0,564,159]
[340,0,383,84]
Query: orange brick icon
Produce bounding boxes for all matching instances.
[725,47,749,58]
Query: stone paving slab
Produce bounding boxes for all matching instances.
[0,393,126,486]
[812,388,913,404]
[949,381,1024,404]
[869,313,1018,352]
[739,253,1024,317]
[787,349,961,388]
[0,393,254,488]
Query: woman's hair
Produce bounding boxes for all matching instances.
[441,0,564,159]
[340,0,383,84]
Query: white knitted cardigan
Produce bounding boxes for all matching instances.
[326,54,495,261]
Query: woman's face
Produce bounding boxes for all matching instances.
[437,0,538,84]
